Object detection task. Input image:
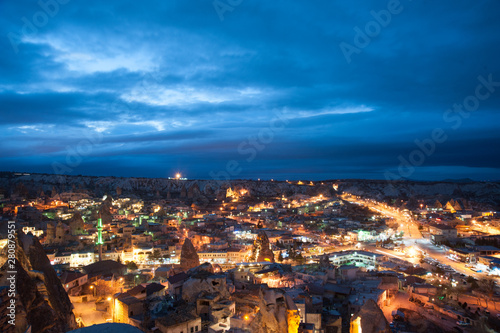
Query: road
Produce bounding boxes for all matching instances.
[342,194,421,239]
[382,291,473,332]
[413,238,476,277]
[342,194,499,281]
[70,296,110,326]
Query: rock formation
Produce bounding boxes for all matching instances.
[2,173,499,207]
[180,184,187,198]
[350,299,391,333]
[0,231,77,333]
[180,238,200,270]
[182,273,230,303]
[187,183,200,198]
[46,221,70,244]
[319,253,331,268]
[98,201,113,225]
[69,211,85,235]
[249,232,274,263]
[248,288,300,333]
[453,200,463,211]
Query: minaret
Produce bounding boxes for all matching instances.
[96,217,104,262]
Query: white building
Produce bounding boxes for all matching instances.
[198,248,248,264]
[71,251,95,267]
[329,250,386,269]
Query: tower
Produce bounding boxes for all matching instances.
[96,218,104,262]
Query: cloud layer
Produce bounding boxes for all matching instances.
[1,0,500,180]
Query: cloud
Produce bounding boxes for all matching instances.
[0,0,500,180]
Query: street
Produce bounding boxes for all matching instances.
[343,195,499,281]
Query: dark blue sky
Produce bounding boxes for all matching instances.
[1,0,500,181]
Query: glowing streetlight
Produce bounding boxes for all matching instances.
[175,173,181,179]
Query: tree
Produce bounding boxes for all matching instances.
[479,278,497,310]
[126,261,138,270]
[94,277,124,297]
[148,249,162,262]
[278,251,284,262]
[295,253,305,265]
[433,266,444,275]
[276,240,285,249]
[466,276,478,289]
[441,283,453,301]
[451,284,466,303]
[418,252,425,264]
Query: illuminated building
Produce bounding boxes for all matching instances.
[113,295,143,323]
[51,251,95,267]
[61,271,88,291]
[428,223,457,243]
[329,250,386,269]
[70,251,95,267]
[168,172,187,180]
[198,248,248,264]
[22,226,44,237]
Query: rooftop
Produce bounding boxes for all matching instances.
[156,312,199,327]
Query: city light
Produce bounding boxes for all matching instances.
[4,3,498,331]
[4,166,498,331]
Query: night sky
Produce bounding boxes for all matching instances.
[1,1,500,181]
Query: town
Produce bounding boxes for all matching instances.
[1,173,500,333]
